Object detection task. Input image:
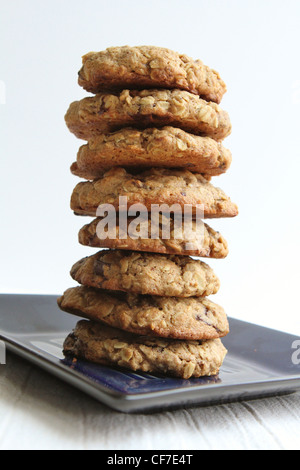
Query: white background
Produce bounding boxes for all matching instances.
[1,0,300,335]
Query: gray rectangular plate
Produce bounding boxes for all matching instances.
[0,294,300,413]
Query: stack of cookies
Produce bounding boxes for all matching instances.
[58,46,238,380]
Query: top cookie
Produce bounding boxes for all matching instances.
[78,46,227,104]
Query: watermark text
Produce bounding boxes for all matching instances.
[96,198,205,251]
[292,340,300,365]
[0,341,6,365]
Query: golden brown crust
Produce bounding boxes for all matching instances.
[70,250,220,298]
[71,167,238,219]
[63,320,228,378]
[78,216,229,259]
[58,286,229,341]
[71,127,232,180]
[78,46,227,104]
[65,89,231,141]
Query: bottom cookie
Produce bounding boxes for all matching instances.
[63,320,227,379]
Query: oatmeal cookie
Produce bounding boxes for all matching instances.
[63,320,228,378]
[71,168,238,219]
[71,127,232,180]
[78,216,229,258]
[65,89,231,141]
[70,250,220,297]
[77,46,227,103]
[58,286,229,340]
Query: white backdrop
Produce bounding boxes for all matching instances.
[1,0,300,335]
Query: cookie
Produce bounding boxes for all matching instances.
[71,127,232,180]
[77,46,227,104]
[70,250,220,298]
[78,216,229,258]
[63,320,228,378]
[65,89,231,141]
[58,286,229,340]
[71,168,238,219]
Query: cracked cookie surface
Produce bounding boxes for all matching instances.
[71,167,238,219]
[58,286,229,340]
[65,89,231,141]
[77,46,227,104]
[78,216,229,258]
[70,250,220,298]
[63,320,228,378]
[71,127,232,180]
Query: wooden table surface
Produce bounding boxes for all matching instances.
[0,351,299,450]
